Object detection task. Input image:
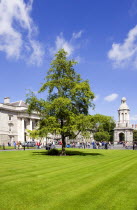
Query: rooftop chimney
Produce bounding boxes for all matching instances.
[4,97,10,104]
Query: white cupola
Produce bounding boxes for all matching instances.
[118,97,130,124]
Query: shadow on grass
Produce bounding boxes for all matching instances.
[32,150,103,156]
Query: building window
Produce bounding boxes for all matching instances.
[32,120,38,129]
[32,121,36,130]
[9,115,12,120]
[9,125,11,131]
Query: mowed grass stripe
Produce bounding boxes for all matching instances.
[0,150,132,184]
[46,156,137,209]
[0,149,137,209]
[0,150,136,187]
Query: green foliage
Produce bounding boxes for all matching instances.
[88,114,115,141]
[133,130,137,141]
[90,114,115,132]
[47,148,60,156]
[26,49,95,154]
[94,131,110,142]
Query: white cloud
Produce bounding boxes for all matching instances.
[50,30,83,57]
[56,33,73,56]
[28,40,44,66]
[75,55,82,63]
[104,93,118,102]
[72,31,83,39]
[0,0,44,65]
[108,25,137,68]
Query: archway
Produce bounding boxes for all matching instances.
[119,132,125,142]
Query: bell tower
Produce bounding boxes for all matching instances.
[114,97,133,144]
[118,97,130,125]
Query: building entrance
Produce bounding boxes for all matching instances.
[119,133,125,142]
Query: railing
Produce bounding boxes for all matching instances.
[116,123,132,128]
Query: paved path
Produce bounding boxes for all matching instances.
[0,144,135,151]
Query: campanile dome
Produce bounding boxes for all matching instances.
[119,97,129,110]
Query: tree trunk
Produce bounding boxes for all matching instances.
[60,119,66,155]
[61,135,66,155]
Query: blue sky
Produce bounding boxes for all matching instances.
[0,0,137,123]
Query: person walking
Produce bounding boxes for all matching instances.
[13,141,16,149]
[2,143,5,150]
[104,142,108,149]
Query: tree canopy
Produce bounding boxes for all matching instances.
[26,49,95,154]
[80,114,115,142]
[89,114,115,141]
[94,131,110,142]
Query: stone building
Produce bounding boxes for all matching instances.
[0,97,95,145]
[114,97,133,144]
[0,97,40,145]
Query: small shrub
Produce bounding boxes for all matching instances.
[47,148,60,156]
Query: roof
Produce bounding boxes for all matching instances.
[119,97,129,110]
[10,100,28,108]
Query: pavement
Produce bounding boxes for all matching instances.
[0,144,135,151]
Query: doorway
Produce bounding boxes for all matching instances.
[119,133,125,142]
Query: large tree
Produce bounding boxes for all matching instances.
[27,49,95,155]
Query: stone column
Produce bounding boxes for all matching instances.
[29,119,33,141]
[30,119,33,131]
[119,111,122,122]
[22,118,24,142]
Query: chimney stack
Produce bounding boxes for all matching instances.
[4,97,10,104]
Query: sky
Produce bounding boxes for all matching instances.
[0,0,137,123]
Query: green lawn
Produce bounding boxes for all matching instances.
[0,146,14,150]
[0,149,137,210]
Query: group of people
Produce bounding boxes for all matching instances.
[67,141,112,149]
[1,139,137,151]
[8,141,42,150]
[121,141,137,150]
[93,141,112,149]
[13,141,22,149]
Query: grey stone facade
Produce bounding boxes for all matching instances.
[0,97,40,145]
